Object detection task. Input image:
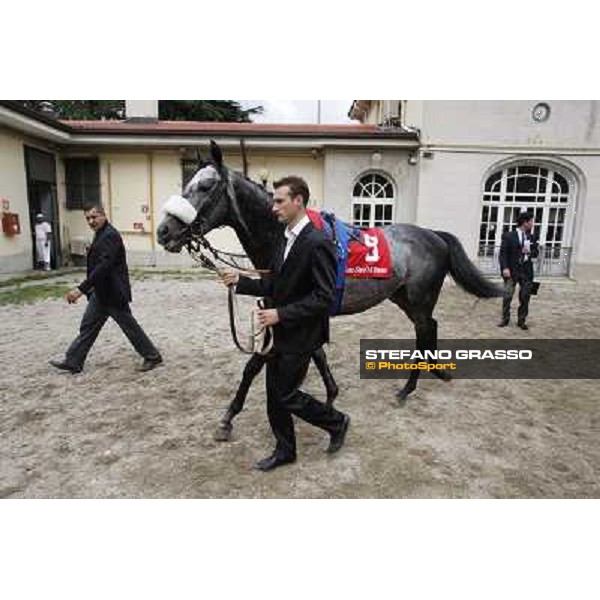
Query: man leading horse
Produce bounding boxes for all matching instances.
[219,176,350,471]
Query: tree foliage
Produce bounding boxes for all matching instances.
[18,100,125,120]
[18,100,263,122]
[159,100,262,122]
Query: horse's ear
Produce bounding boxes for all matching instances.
[195,148,203,167]
[210,140,223,168]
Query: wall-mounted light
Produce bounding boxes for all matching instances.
[371,151,382,165]
[408,151,418,166]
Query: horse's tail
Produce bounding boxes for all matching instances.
[434,230,503,298]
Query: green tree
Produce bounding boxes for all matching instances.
[159,100,262,122]
[19,100,125,119]
[18,100,263,122]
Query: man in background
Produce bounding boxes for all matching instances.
[34,213,52,271]
[498,211,539,330]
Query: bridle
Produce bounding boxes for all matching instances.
[164,166,273,356]
[182,166,269,274]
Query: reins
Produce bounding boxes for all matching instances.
[173,163,274,355]
[187,233,270,275]
[186,236,273,356]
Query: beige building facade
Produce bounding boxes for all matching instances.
[351,100,600,278]
[4,99,597,278]
[0,101,417,273]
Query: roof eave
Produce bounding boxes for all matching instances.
[64,127,417,141]
[67,134,419,149]
[0,101,73,132]
[0,104,71,143]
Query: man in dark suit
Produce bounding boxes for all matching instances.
[50,204,162,374]
[498,211,539,330]
[220,176,350,471]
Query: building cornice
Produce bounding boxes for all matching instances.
[67,135,419,150]
[423,143,600,156]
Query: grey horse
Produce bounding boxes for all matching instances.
[157,141,502,440]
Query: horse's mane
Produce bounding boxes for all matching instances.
[219,166,281,270]
[231,169,274,203]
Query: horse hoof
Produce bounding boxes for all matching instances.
[395,391,409,407]
[214,423,233,442]
[442,371,453,382]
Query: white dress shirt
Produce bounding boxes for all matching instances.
[283,214,311,262]
[518,227,530,262]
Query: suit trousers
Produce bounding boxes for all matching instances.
[65,293,160,368]
[502,267,533,324]
[265,352,345,458]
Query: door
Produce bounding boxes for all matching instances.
[24,146,62,269]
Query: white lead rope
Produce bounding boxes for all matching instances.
[228,286,274,356]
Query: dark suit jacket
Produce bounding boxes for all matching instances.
[499,229,539,280]
[236,221,337,355]
[78,222,132,307]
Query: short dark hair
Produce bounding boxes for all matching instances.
[83,203,106,215]
[517,211,533,226]
[273,176,310,206]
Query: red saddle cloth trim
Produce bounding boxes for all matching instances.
[306,208,325,230]
[345,229,392,279]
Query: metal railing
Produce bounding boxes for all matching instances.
[477,245,572,277]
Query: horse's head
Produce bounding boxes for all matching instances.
[157,141,232,253]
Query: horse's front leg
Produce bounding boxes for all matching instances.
[214,352,267,441]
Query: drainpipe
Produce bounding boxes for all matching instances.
[148,152,157,266]
[107,160,114,221]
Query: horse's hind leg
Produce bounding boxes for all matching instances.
[214,352,267,441]
[425,317,452,383]
[390,282,447,406]
[311,346,339,408]
[396,316,451,406]
[396,321,425,406]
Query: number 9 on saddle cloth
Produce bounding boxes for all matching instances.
[306,209,392,316]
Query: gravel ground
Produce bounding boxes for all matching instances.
[1,275,599,498]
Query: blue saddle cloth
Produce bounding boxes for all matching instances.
[312,211,359,316]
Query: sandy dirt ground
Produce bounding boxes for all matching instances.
[1,274,599,498]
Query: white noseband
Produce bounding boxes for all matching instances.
[162,195,198,225]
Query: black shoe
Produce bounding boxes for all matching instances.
[138,355,163,372]
[254,453,296,472]
[497,320,509,327]
[327,414,350,454]
[518,322,529,330]
[49,360,82,374]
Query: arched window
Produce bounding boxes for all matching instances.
[352,172,395,228]
[479,164,576,275]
